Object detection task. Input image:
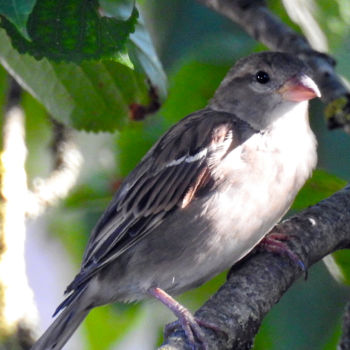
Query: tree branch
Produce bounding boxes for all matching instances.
[26,118,83,219]
[339,302,350,350]
[196,0,350,132]
[159,184,350,349]
[0,77,37,349]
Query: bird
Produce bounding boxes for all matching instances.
[32,51,320,350]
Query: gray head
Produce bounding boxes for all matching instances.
[209,52,320,130]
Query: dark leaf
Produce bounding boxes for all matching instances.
[1,0,138,62]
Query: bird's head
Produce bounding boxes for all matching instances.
[209,52,321,130]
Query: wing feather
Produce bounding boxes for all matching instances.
[66,109,256,293]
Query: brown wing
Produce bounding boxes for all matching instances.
[65,109,256,293]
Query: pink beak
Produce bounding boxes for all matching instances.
[278,74,321,102]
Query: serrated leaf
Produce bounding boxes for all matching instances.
[100,3,167,101]
[0,0,36,39]
[1,0,138,62]
[0,27,151,131]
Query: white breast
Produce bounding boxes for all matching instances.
[201,101,317,273]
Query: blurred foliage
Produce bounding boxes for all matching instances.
[316,0,350,49]
[332,250,350,286]
[292,169,347,210]
[21,91,51,178]
[85,303,142,350]
[254,262,347,350]
[0,0,350,349]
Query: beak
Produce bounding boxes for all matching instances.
[278,74,321,102]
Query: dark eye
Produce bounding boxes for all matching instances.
[255,71,270,84]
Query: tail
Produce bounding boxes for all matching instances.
[32,287,90,350]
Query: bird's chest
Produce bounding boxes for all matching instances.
[202,108,317,267]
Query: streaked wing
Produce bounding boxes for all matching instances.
[66,109,256,293]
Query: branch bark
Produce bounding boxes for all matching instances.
[26,118,83,219]
[159,184,350,349]
[339,302,350,350]
[196,0,350,132]
[0,78,37,349]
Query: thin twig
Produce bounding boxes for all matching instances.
[26,118,83,218]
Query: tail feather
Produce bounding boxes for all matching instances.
[32,288,89,350]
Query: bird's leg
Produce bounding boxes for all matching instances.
[149,287,208,350]
[259,233,307,278]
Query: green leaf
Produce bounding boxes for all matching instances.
[161,61,230,125]
[85,303,142,350]
[314,0,350,49]
[21,90,52,178]
[329,250,350,285]
[323,320,342,350]
[0,27,151,131]
[292,170,350,286]
[100,2,167,100]
[1,0,138,62]
[115,117,164,177]
[127,16,167,100]
[292,169,347,210]
[0,0,36,39]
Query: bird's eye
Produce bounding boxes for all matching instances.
[255,71,270,84]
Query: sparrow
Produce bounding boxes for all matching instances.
[31,51,320,350]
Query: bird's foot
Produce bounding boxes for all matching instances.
[260,233,307,278]
[164,315,207,350]
[149,287,223,349]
